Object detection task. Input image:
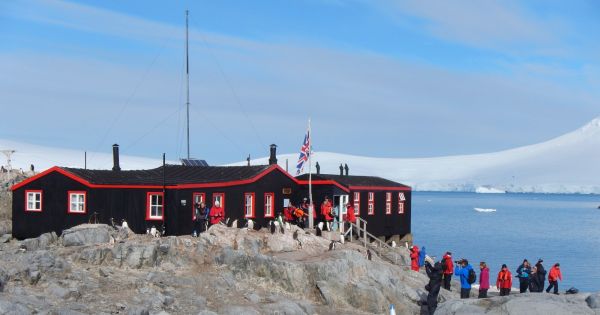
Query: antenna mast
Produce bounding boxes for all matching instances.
[185,10,191,159]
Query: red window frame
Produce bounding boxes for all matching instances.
[367,192,375,215]
[244,192,255,218]
[192,192,206,219]
[353,192,360,215]
[146,192,164,221]
[398,192,406,214]
[25,190,43,212]
[385,192,392,215]
[212,193,225,209]
[264,192,275,218]
[67,191,87,214]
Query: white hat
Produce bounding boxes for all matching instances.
[214,201,220,207]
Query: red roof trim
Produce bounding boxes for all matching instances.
[349,185,411,191]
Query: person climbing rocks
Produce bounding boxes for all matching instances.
[546,263,562,295]
[478,262,490,298]
[496,264,513,296]
[410,245,420,272]
[535,259,547,293]
[516,259,532,293]
[320,196,333,231]
[454,259,475,299]
[209,201,224,226]
[419,246,427,269]
[424,260,443,315]
[441,251,454,291]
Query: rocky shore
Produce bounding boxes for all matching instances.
[0,222,598,315]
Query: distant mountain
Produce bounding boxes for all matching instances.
[231,117,600,194]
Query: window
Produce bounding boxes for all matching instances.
[398,192,406,214]
[25,190,42,212]
[385,192,392,215]
[264,193,274,218]
[146,192,164,220]
[192,192,205,219]
[244,193,255,218]
[353,192,360,215]
[68,191,87,214]
[367,192,375,215]
[213,193,225,209]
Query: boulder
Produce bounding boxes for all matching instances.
[21,232,58,250]
[127,306,150,315]
[0,220,11,236]
[260,300,308,315]
[62,224,111,247]
[586,292,600,309]
[0,233,11,243]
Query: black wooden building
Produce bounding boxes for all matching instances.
[11,145,412,240]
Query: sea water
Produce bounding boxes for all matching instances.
[412,192,600,292]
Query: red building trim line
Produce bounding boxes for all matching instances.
[24,190,43,212]
[348,185,411,191]
[243,192,255,218]
[296,180,350,193]
[67,190,87,214]
[146,192,165,221]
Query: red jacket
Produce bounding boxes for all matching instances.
[410,246,420,271]
[442,254,454,275]
[321,201,333,221]
[346,206,356,223]
[283,207,294,221]
[548,266,562,282]
[479,267,490,289]
[209,206,224,225]
[496,269,513,289]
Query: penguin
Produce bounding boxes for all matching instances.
[246,219,254,230]
[293,230,299,240]
[316,226,322,237]
[297,240,303,249]
[366,249,372,261]
[391,240,397,248]
[224,217,231,226]
[149,226,158,238]
[110,217,116,228]
[328,240,336,251]
[253,222,262,231]
[231,219,239,229]
[121,219,129,230]
[317,222,324,231]
[279,222,285,234]
[285,222,291,230]
[270,221,276,234]
[238,218,246,229]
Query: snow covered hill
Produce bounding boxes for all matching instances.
[231,117,600,194]
[0,139,166,171]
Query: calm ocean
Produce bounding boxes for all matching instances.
[411,192,600,292]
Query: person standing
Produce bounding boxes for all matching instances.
[516,259,532,293]
[496,264,513,296]
[209,201,224,226]
[529,266,542,293]
[454,259,474,299]
[546,263,562,295]
[193,201,209,235]
[410,245,420,271]
[441,252,454,291]
[320,197,333,231]
[535,259,546,293]
[419,246,427,269]
[424,261,443,315]
[478,262,490,298]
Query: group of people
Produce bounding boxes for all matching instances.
[411,247,565,315]
[191,201,224,236]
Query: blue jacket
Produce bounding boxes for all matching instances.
[516,264,531,280]
[454,264,474,289]
[418,246,427,267]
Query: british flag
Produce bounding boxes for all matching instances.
[296,130,311,175]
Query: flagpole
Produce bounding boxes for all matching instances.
[308,118,314,229]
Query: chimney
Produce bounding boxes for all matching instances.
[344,163,349,176]
[339,163,343,176]
[112,144,121,171]
[269,144,278,165]
[315,161,320,175]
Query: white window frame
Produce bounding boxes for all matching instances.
[244,192,255,218]
[385,192,392,214]
[68,191,86,214]
[25,190,42,212]
[353,192,360,215]
[264,193,274,218]
[147,192,164,220]
[398,192,406,214]
[367,192,375,215]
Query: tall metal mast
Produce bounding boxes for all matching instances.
[185,10,191,159]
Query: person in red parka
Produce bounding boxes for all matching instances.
[546,263,562,294]
[496,264,513,296]
[346,203,356,223]
[321,196,333,231]
[410,245,420,271]
[209,201,224,226]
[441,252,454,290]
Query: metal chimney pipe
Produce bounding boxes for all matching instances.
[269,144,278,165]
[112,144,121,171]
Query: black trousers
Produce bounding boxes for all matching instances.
[478,289,488,298]
[546,281,559,294]
[426,283,441,315]
[443,274,452,290]
[519,279,529,293]
[460,288,470,299]
[500,288,511,296]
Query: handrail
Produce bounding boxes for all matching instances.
[346,218,407,266]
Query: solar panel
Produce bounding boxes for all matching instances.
[180,158,209,167]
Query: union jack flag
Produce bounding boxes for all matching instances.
[296,130,311,175]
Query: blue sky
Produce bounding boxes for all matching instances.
[1,0,599,165]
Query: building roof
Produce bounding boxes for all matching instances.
[296,173,410,189]
[62,165,271,186]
